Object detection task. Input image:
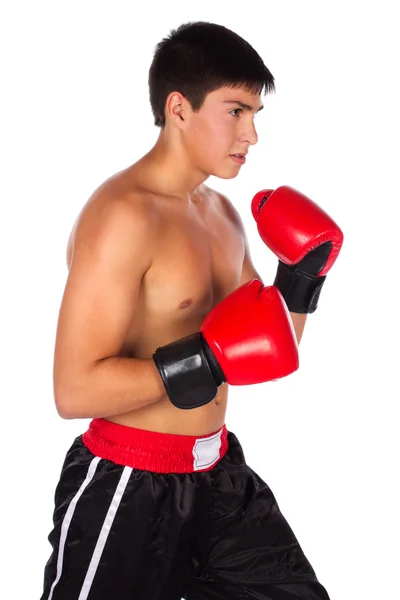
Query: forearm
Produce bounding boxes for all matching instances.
[55,356,166,420]
[290,312,307,345]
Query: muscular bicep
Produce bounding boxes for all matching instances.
[54,198,155,402]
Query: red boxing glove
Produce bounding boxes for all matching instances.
[154,279,299,409]
[201,278,299,385]
[251,185,344,313]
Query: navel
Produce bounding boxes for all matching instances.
[179,298,193,309]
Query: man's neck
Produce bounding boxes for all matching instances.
[138,131,210,199]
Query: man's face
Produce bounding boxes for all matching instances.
[182,85,264,179]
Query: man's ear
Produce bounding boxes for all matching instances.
[165,91,192,128]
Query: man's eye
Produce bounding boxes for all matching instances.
[230,109,242,117]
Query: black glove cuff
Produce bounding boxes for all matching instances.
[202,338,225,386]
[153,332,225,410]
[274,260,326,314]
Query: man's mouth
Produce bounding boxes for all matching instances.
[230,154,246,165]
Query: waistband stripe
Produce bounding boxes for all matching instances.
[82,418,228,473]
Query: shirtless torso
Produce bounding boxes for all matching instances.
[65,160,251,437]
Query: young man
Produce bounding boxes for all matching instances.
[41,21,342,600]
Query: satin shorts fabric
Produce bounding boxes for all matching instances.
[41,423,329,599]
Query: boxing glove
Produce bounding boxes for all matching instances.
[153,279,299,410]
[251,185,344,313]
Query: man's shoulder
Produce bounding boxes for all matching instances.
[84,168,159,226]
[95,166,156,208]
[67,170,159,266]
[204,185,245,232]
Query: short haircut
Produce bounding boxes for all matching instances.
[149,21,275,127]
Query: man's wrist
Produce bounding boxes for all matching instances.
[274,260,326,314]
[153,332,223,410]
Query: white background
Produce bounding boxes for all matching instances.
[1,1,399,598]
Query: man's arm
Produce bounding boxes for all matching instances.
[53,194,166,420]
[239,231,307,345]
[219,192,307,345]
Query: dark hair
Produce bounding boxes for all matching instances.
[148,21,275,127]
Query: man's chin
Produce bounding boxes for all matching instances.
[211,168,241,180]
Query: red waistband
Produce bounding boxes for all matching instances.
[82,418,229,474]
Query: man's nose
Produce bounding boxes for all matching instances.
[240,120,258,145]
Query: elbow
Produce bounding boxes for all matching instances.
[54,379,86,419]
[53,364,98,419]
[54,391,80,420]
[57,405,77,420]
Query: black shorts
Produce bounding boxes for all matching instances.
[41,418,329,599]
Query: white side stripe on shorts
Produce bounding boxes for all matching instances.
[47,456,102,600]
[78,465,132,600]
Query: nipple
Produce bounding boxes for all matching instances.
[179,299,192,309]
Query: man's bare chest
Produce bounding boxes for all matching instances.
[142,206,245,320]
